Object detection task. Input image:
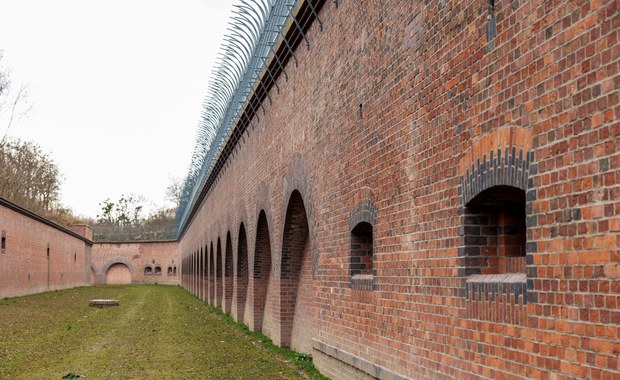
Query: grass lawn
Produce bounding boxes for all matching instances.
[0,284,327,379]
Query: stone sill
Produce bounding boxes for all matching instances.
[350,274,374,291]
[466,272,528,304]
[466,273,526,284]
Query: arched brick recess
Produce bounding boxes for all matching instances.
[199,246,205,300]
[188,251,192,294]
[232,203,249,323]
[195,246,200,298]
[236,222,249,324]
[183,256,188,288]
[279,190,314,353]
[209,241,215,305]
[348,199,377,231]
[459,127,534,206]
[101,257,136,275]
[252,210,272,333]
[216,237,223,307]
[348,198,378,291]
[188,248,193,294]
[105,263,132,285]
[188,247,193,296]
[202,242,208,301]
[223,231,234,314]
[458,125,536,324]
[282,153,318,276]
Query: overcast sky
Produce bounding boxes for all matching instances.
[0,0,236,218]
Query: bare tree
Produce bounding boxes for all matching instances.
[0,51,30,144]
[0,138,62,214]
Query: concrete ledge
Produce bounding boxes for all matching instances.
[466,273,527,284]
[465,273,528,304]
[89,299,119,308]
[312,339,408,380]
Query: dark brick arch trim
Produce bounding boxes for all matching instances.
[460,146,536,206]
[457,146,538,306]
[348,199,377,231]
[90,262,100,275]
[101,257,136,275]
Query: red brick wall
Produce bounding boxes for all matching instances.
[92,241,179,285]
[105,263,132,284]
[179,0,618,379]
[0,198,91,299]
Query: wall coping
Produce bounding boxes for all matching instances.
[0,196,93,246]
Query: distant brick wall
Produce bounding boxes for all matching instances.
[91,241,179,285]
[177,0,618,379]
[105,263,132,284]
[0,198,91,299]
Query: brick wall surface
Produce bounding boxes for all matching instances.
[0,199,92,299]
[175,0,618,378]
[104,263,132,285]
[91,241,179,285]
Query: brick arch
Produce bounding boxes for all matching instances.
[348,198,378,231]
[458,125,534,206]
[223,231,234,314]
[348,198,378,291]
[189,247,195,296]
[198,245,205,300]
[90,261,100,275]
[457,125,536,315]
[201,240,208,301]
[101,257,136,275]
[252,209,272,333]
[236,222,249,324]
[209,240,216,305]
[103,258,135,285]
[233,201,249,323]
[215,237,223,308]
[279,189,314,352]
[282,152,318,276]
[253,180,274,254]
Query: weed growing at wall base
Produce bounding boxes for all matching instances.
[203,302,330,380]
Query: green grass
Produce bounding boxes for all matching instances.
[0,285,328,379]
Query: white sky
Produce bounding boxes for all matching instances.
[0,0,236,218]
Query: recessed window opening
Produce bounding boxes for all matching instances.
[144,266,153,275]
[486,0,497,43]
[464,185,526,274]
[1,230,6,254]
[154,266,162,275]
[167,266,173,275]
[350,221,374,278]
